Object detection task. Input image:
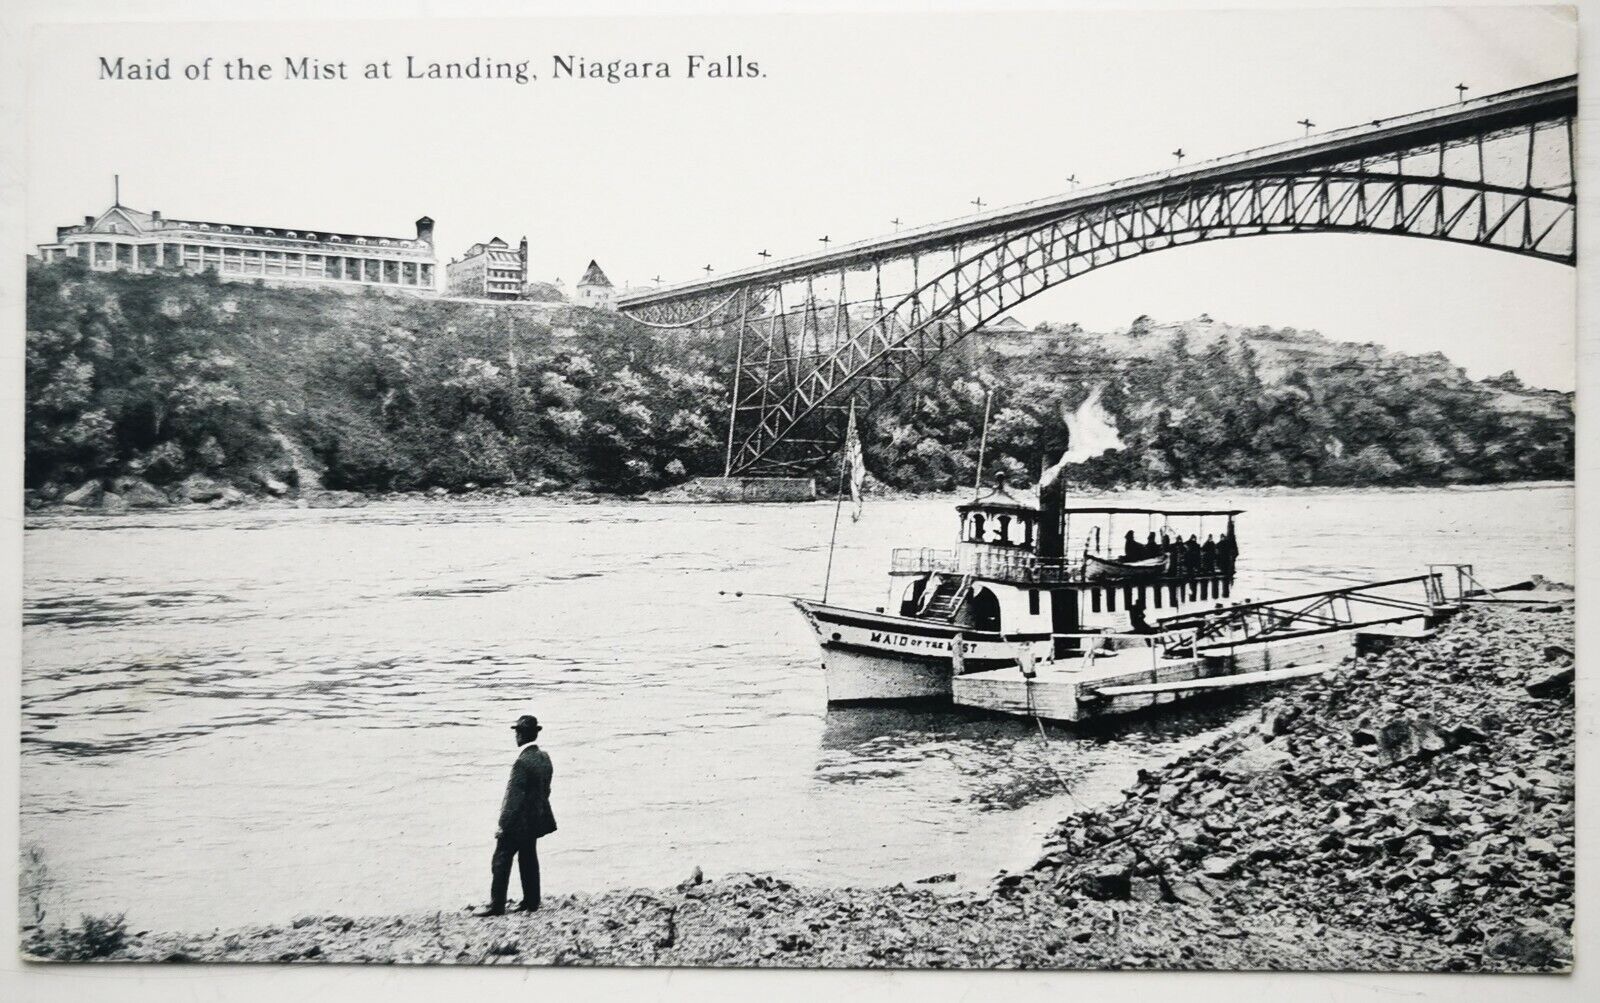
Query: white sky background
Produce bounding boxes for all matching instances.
[24,7,1576,388]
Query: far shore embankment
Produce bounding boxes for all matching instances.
[23,476,1579,519]
[24,604,1574,972]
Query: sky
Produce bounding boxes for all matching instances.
[24,6,1577,388]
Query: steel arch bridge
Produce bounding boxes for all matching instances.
[617,76,1576,477]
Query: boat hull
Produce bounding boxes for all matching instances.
[793,600,1050,704]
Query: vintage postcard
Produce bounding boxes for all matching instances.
[9,1,1580,981]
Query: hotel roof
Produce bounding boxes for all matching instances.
[56,204,432,249]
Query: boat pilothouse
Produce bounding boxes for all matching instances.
[794,471,1242,703]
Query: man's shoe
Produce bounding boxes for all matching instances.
[472,906,505,918]
[516,902,540,913]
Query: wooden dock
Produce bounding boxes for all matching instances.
[953,572,1471,724]
[953,629,1355,723]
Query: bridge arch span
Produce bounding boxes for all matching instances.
[724,167,1573,474]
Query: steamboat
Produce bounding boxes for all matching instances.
[794,470,1242,703]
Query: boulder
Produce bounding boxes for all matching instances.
[99,491,128,515]
[1525,665,1574,699]
[112,476,169,508]
[254,472,290,497]
[308,490,362,509]
[1078,863,1132,901]
[175,475,228,504]
[1356,717,1450,766]
[61,480,104,507]
[1199,855,1240,879]
[1482,919,1570,970]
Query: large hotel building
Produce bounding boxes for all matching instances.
[35,201,439,295]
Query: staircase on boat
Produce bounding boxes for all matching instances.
[918,574,972,620]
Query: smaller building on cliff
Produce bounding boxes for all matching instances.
[446,236,529,300]
[576,259,615,311]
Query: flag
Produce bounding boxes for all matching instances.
[846,401,866,522]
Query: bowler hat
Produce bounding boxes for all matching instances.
[512,715,541,732]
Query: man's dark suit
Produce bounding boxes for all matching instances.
[490,743,556,911]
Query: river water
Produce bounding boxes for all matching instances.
[20,484,1572,931]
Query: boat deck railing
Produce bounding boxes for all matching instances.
[890,547,1084,585]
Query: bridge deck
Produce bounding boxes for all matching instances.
[619,74,1575,311]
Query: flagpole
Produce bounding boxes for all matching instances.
[973,387,994,499]
[820,405,854,604]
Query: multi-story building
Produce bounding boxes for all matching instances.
[445,236,528,300]
[35,201,438,295]
[576,259,615,310]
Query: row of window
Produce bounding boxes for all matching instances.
[70,242,434,284]
[150,223,420,247]
[1089,577,1231,614]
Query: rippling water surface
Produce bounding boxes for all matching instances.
[20,485,1572,930]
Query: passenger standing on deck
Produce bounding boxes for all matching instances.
[1184,534,1202,575]
[475,715,557,916]
[1201,534,1218,574]
[1124,530,1142,560]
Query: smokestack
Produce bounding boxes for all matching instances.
[85,216,95,226]
[152,210,162,222]
[415,216,435,245]
[1037,451,1067,560]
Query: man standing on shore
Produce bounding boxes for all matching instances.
[475,714,556,916]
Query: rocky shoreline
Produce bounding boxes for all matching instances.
[24,605,1574,970]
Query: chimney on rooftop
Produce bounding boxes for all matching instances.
[152,210,162,222]
[85,216,95,226]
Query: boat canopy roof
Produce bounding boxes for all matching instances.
[956,476,1038,516]
[1062,507,1244,517]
